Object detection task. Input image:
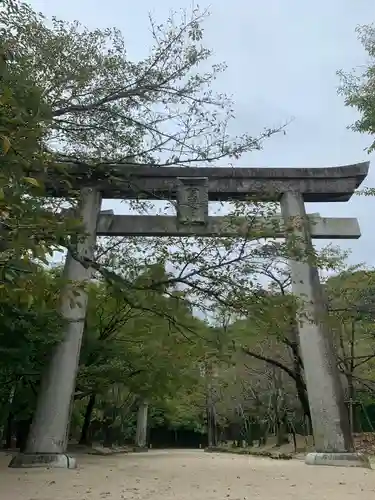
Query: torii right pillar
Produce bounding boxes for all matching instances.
[280,191,371,468]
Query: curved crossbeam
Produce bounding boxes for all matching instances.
[39,161,369,202]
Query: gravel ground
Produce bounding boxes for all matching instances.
[0,449,374,500]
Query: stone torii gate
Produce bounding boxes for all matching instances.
[10,161,371,469]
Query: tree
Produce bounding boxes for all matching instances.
[326,268,375,397]
[3,1,282,166]
[338,24,375,152]
[0,1,81,305]
[210,245,349,440]
[71,262,210,446]
[2,0,288,320]
[0,266,63,449]
[0,259,210,449]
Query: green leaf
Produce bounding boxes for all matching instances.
[1,135,11,154]
[23,176,41,188]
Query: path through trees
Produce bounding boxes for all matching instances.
[1,449,374,499]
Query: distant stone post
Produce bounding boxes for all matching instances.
[280,191,369,467]
[135,399,149,449]
[10,187,102,469]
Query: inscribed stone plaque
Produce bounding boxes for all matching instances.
[177,177,208,224]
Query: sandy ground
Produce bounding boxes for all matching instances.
[0,449,375,500]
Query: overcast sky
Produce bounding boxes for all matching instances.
[28,0,375,267]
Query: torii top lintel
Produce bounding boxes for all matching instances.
[43,161,369,202]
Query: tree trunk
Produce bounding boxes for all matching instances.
[206,406,213,447]
[4,411,14,449]
[288,328,312,430]
[271,369,289,447]
[102,420,113,448]
[243,331,311,427]
[102,404,116,448]
[276,420,289,447]
[259,419,268,446]
[206,395,218,447]
[1,382,17,449]
[294,373,311,426]
[16,418,33,452]
[348,320,356,434]
[79,393,96,445]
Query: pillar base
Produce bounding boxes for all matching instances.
[8,453,77,469]
[305,452,371,469]
[133,446,149,452]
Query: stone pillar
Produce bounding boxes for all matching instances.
[10,187,102,469]
[280,191,370,468]
[135,399,149,449]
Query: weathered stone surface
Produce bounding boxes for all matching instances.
[96,214,361,239]
[176,177,208,224]
[281,191,353,454]
[37,162,369,202]
[8,453,77,469]
[135,400,149,449]
[305,452,372,469]
[23,188,102,459]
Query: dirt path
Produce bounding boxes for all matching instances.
[0,449,374,500]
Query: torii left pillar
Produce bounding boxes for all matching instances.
[10,187,102,469]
